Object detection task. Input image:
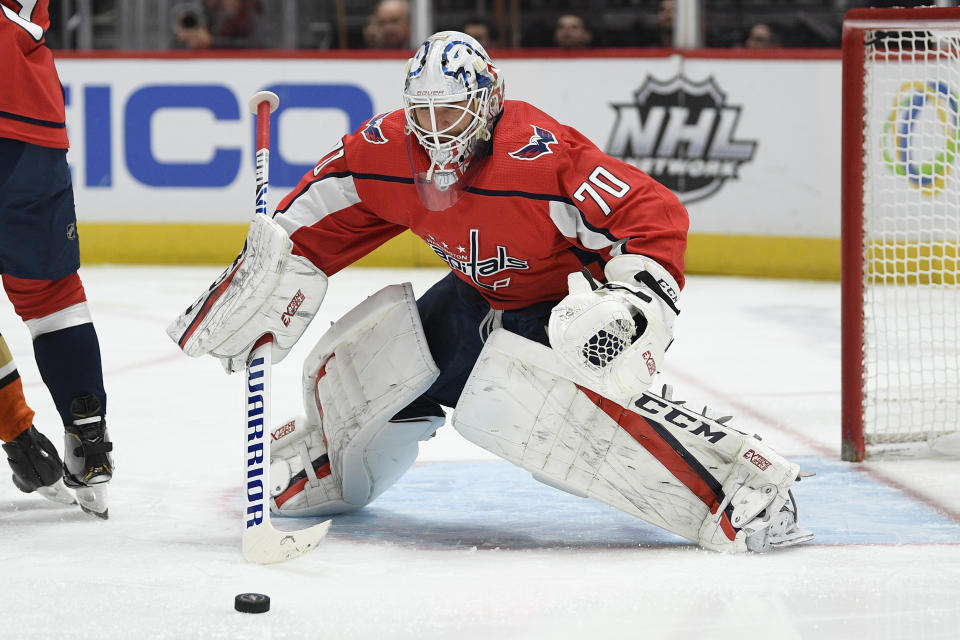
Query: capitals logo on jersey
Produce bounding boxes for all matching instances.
[425,229,528,291]
[509,125,557,160]
[361,113,389,144]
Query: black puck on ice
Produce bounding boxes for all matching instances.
[234,593,270,614]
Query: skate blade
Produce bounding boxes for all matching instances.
[75,485,109,519]
[36,479,78,506]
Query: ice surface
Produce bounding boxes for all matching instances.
[1,266,958,639]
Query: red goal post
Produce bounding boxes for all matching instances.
[842,7,960,461]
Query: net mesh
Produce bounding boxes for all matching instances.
[862,27,960,446]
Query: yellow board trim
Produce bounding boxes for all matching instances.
[864,240,960,285]
[685,233,840,280]
[76,223,841,280]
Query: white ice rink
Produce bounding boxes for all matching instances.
[1,265,958,640]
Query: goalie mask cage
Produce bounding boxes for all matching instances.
[842,7,960,461]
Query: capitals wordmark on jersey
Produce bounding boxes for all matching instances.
[425,229,529,291]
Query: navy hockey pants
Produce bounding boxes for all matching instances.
[409,271,558,413]
[0,138,80,280]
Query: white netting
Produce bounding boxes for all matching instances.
[862,27,960,448]
[580,318,634,373]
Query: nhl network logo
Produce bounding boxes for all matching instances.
[606,75,757,204]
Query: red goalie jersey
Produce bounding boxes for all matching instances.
[0,0,68,149]
[274,101,688,309]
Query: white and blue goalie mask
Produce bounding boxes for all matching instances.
[403,31,504,210]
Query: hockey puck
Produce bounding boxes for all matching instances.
[234,593,270,614]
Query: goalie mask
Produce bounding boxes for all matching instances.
[403,31,504,210]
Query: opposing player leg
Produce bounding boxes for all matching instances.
[269,283,442,516]
[0,333,75,505]
[453,330,813,553]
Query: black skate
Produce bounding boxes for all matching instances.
[63,394,113,519]
[2,426,76,505]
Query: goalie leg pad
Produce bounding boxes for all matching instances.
[452,329,812,553]
[166,214,328,372]
[269,414,346,517]
[286,283,441,514]
[269,411,444,517]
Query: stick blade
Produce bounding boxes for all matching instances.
[241,520,331,564]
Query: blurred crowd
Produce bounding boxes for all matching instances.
[50,0,955,52]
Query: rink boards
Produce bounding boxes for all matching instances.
[55,50,846,279]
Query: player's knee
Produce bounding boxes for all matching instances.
[2,272,89,330]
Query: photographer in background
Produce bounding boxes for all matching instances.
[174,0,262,50]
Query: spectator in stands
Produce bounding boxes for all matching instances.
[175,0,262,49]
[745,23,779,49]
[657,0,673,47]
[461,15,497,50]
[362,12,381,48]
[553,14,592,48]
[370,0,411,49]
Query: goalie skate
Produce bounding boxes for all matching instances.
[741,491,813,552]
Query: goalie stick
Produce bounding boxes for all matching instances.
[241,91,330,564]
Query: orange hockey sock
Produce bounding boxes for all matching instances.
[0,334,36,443]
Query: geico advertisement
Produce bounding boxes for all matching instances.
[58,58,403,223]
[58,55,841,236]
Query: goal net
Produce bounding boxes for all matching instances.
[842,7,960,461]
